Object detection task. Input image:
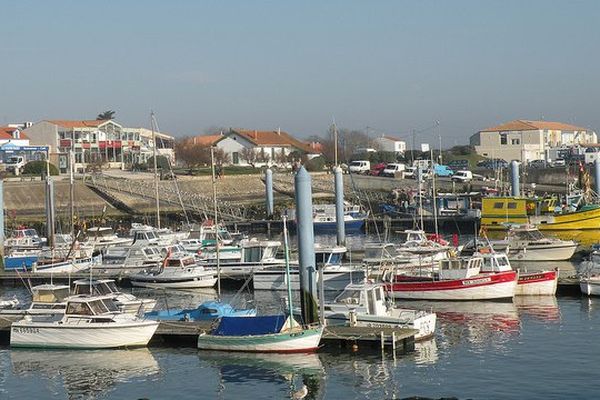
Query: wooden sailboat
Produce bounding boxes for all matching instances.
[197,217,323,353]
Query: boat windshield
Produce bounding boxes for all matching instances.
[24,229,38,238]
[335,289,362,305]
[88,299,110,314]
[66,302,94,315]
[101,299,119,312]
[497,256,510,267]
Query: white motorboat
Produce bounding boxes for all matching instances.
[394,230,450,261]
[0,284,70,318]
[322,282,436,340]
[487,225,577,261]
[130,253,217,289]
[579,251,600,295]
[4,228,46,251]
[85,227,133,249]
[199,239,287,279]
[33,254,101,274]
[10,295,159,349]
[253,245,365,291]
[72,278,157,313]
[98,245,162,274]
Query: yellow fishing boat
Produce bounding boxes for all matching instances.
[481,197,600,231]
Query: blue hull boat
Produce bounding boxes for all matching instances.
[4,255,39,270]
[145,300,256,321]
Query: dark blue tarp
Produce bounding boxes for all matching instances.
[213,315,287,336]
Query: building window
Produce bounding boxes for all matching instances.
[511,138,520,145]
[500,133,508,145]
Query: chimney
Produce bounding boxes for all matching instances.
[277,127,281,136]
[254,130,258,140]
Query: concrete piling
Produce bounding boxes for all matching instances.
[265,168,274,219]
[334,167,345,246]
[45,176,56,247]
[510,160,520,197]
[294,166,319,325]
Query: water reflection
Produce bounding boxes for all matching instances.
[514,296,560,322]
[11,348,159,399]
[201,351,324,399]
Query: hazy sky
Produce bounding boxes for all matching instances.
[2,0,599,147]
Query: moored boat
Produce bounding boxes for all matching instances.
[129,253,217,289]
[385,255,518,301]
[145,300,256,321]
[10,295,159,349]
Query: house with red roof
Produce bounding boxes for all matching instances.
[373,134,406,154]
[0,125,49,166]
[191,128,320,166]
[470,120,597,162]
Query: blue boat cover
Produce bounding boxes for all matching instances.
[213,315,287,336]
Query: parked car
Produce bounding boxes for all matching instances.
[348,160,371,174]
[434,164,454,177]
[451,170,473,182]
[382,163,405,177]
[551,159,566,167]
[370,163,387,176]
[477,158,508,169]
[529,160,547,169]
[403,166,417,179]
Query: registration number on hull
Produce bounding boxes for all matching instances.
[462,277,491,286]
[13,327,40,334]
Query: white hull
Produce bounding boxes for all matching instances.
[11,320,158,349]
[131,277,217,289]
[253,270,365,291]
[389,279,517,301]
[34,256,99,274]
[508,245,577,262]
[580,278,600,296]
[516,275,558,296]
[197,328,323,353]
[325,312,436,341]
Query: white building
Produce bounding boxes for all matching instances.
[194,128,319,166]
[0,126,48,164]
[23,119,175,173]
[470,120,597,162]
[373,135,406,154]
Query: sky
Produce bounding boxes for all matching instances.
[1,0,600,147]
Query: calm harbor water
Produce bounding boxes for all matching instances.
[0,232,598,399]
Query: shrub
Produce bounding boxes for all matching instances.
[305,156,326,172]
[146,155,171,170]
[22,161,59,176]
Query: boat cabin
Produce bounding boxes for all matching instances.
[131,230,161,245]
[32,284,70,303]
[73,279,120,296]
[438,257,483,280]
[507,226,546,243]
[314,245,346,267]
[64,296,120,317]
[395,230,429,245]
[164,254,197,268]
[240,239,281,263]
[363,243,399,263]
[480,252,512,273]
[330,283,387,316]
[5,228,46,248]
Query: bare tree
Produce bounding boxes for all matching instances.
[213,148,230,165]
[274,148,289,168]
[174,137,211,168]
[240,147,258,167]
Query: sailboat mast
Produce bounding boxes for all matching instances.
[151,111,161,229]
[210,146,221,298]
[69,148,75,237]
[283,216,294,329]
[431,149,439,236]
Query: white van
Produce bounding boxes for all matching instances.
[382,163,405,177]
[451,170,473,182]
[348,160,370,174]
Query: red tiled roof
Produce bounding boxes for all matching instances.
[0,127,27,140]
[232,129,315,153]
[481,119,589,132]
[47,119,110,128]
[189,134,224,146]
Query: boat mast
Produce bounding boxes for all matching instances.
[282,216,294,329]
[69,147,75,238]
[210,146,221,298]
[151,111,161,229]
[431,149,439,236]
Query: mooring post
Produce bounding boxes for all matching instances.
[380,331,385,350]
[294,167,319,325]
[45,176,56,247]
[334,166,346,246]
[595,159,600,195]
[265,168,274,219]
[510,160,520,197]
